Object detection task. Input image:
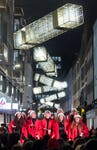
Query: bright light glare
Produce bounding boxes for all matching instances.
[33,47,47,62]
[33,87,42,94]
[14,63,21,68]
[40,98,45,104]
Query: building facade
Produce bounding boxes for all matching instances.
[61,68,73,113]
[72,23,94,129]
[0,0,21,124]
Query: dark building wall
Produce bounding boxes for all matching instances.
[93,19,97,100]
[72,23,93,108]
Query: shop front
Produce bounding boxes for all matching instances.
[0,91,18,125]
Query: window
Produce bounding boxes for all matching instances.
[14,19,20,32]
[2,76,6,93]
[0,75,3,91]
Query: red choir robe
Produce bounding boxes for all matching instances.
[53,119,69,139]
[20,119,28,144]
[8,118,22,134]
[41,118,57,139]
[26,118,42,140]
[8,120,16,133]
[68,121,89,141]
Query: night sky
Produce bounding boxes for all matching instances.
[15,0,97,75]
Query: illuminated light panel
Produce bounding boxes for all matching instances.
[33,86,64,94]
[34,73,68,89]
[53,3,84,29]
[54,104,60,109]
[53,80,68,89]
[25,24,39,45]
[14,28,32,50]
[34,73,40,82]
[33,46,57,75]
[33,46,47,62]
[33,87,42,94]
[14,63,21,69]
[40,91,66,103]
[38,55,55,73]
[46,71,57,77]
[31,13,65,44]
[34,73,53,86]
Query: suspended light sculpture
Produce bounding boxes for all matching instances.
[14,3,84,50]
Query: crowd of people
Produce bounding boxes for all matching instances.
[0,108,97,150]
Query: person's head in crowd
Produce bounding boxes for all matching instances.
[28,134,35,141]
[74,114,82,124]
[47,138,59,150]
[28,110,36,119]
[0,126,7,135]
[44,110,52,119]
[8,133,20,148]
[11,144,23,150]
[62,142,73,150]
[73,137,86,149]
[0,133,9,148]
[89,128,97,138]
[82,139,97,150]
[32,140,43,150]
[57,108,65,122]
[15,112,21,120]
[30,110,36,119]
[57,112,65,122]
[21,112,26,119]
[58,138,65,150]
[23,140,34,150]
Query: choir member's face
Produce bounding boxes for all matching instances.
[30,112,36,118]
[45,112,51,119]
[17,113,21,119]
[21,112,26,118]
[59,115,64,122]
[75,117,80,123]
